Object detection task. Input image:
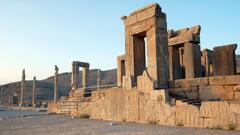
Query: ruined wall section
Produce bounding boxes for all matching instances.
[69,87,240,130]
[168,75,240,101]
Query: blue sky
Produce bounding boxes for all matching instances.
[0,0,239,85]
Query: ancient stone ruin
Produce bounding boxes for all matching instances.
[20,69,26,107]
[70,61,90,97]
[54,65,59,104]
[46,3,240,130]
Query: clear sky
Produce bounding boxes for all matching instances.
[0,0,239,85]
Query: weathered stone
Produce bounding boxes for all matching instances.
[20,69,26,107]
[117,55,125,87]
[200,101,230,119]
[168,25,201,46]
[183,42,202,79]
[212,44,237,76]
[70,61,90,96]
[54,65,59,104]
[137,71,156,92]
[97,69,101,90]
[32,76,36,105]
[234,92,240,100]
[201,49,213,77]
[169,87,199,99]
[168,46,182,80]
[168,26,202,80]
[173,77,209,88]
[209,75,240,86]
[199,86,234,101]
[124,3,168,89]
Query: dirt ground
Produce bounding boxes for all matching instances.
[0,108,239,135]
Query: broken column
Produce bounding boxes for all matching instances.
[212,44,237,76]
[32,76,36,105]
[20,69,26,107]
[123,3,169,89]
[201,49,213,77]
[54,65,59,104]
[117,55,125,87]
[97,69,101,90]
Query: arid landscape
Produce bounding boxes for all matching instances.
[1,1,240,135]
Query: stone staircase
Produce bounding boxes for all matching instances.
[169,93,201,107]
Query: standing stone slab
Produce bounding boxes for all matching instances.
[212,44,237,76]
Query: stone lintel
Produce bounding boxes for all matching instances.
[125,3,165,26]
[72,61,89,67]
[168,33,200,46]
[168,25,201,46]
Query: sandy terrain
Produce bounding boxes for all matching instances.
[0,108,239,135]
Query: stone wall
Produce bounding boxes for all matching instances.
[169,75,240,101]
[74,88,175,126]
[68,87,240,130]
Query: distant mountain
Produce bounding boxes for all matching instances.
[0,69,117,103]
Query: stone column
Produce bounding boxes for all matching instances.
[71,61,79,91]
[97,69,101,90]
[201,49,213,77]
[20,69,26,107]
[179,47,185,78]
[82,66,89,91]
[168,46,181,80]
[183,42,202,79]
[32,76,36,105]
[1,89,3,105]
[54,65,59,104]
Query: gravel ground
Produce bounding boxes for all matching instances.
[0,108,239,135]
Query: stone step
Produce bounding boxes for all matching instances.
[169,92,202,107]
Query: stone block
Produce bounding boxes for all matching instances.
[175,104,203,127]
[150,89,169,102]
[169,87,199,99]
[137,71,156,91]
[203,117,230,129]
[234,92,240,100]
[209,75,240,86]
[200,101,230,119]
[174,77,209,88]
[199,86,234,101]
[230,102,240,114]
